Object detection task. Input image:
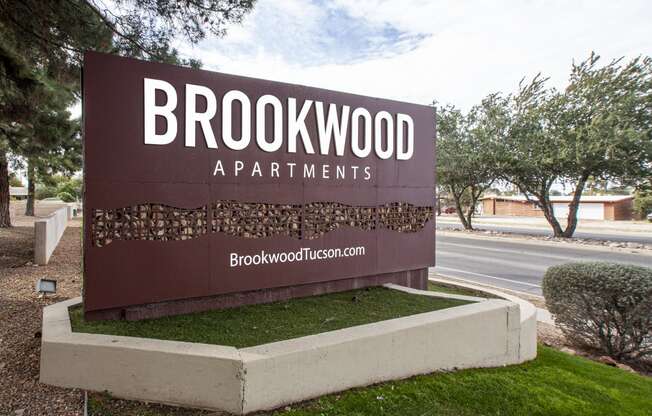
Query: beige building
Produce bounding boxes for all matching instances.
[9,186,27,200]
[480,195,634,221]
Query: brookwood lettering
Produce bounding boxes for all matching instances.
[144,78,415,160]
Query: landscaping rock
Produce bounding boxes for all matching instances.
[616,363,637,373]
[560,347,576,355]
[597,356,618,366]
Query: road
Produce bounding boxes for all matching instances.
[437,222,652,244]
[434,233,652,296]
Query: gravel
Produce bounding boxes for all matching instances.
[0,220,84,416]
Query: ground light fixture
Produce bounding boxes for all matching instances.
[36,278,57,296]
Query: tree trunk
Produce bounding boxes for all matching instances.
[538,197,564,237]
[453,193,471,230]
[0,150,11,227]
[464,185,487,232]
[25,158,35,216]
[562,175,589,238]
[465,207,473,230]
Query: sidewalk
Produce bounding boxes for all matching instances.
[437,214,652,234]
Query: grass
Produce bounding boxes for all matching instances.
[427,281,495,298]
[87,346,652,416]
[69,286,469,348]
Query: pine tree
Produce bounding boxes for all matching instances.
[0,0,256,226]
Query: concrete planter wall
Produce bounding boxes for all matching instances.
[40,285,537,414]
[34,206,69,265]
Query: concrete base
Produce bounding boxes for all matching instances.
[40,285,537,414]
[86,268,428,321]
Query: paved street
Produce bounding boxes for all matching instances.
[434,233,652,296]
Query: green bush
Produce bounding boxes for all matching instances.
[543,262,652,363]
[56,177,82,200]
[57,191,76,202]
[35,185,57,200]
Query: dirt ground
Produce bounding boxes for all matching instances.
[1,201,70,269]
[0,219,84,416]
[0,226,33,269]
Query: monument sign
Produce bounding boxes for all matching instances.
[83,52,436,319]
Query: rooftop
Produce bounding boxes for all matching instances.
[481,195,634,203]
[9,187,27,196]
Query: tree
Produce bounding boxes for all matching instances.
[501,53,652,237]
[0,1,255,65]
[633,177,652,219]
[436,94,508,229]
[0,35,47,226]
[4,67,81,215]
[0,0,256,226]
[8,172,21,187]
[499,76,571,236]
[23,112,81,215]
[1,54,79,217]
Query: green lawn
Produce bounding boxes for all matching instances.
[88,346,652,416]
[427,281,496,298]
[69,286,469,348]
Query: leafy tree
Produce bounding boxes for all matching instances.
[33,175,82,202]
[8,172,21,187]
[501,53,652,237]
[437,94,508,229]
[0,0,256,226]
[633,177,652,219]
[56,177,83,201]
[634,193,652,219]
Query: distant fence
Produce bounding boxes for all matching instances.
[34,206,72,265]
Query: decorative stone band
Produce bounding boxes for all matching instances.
[90,201,434,247]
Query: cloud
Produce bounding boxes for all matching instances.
[183,0,652,110]
[196,0,427,67]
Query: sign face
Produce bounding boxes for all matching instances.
[83,52,436,316]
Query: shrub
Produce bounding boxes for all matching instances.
[35,185,57,200]
[543,262,652,363]
[56,178,82,200]
[57,191,76,203]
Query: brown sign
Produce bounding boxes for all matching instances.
[83,52,436,319]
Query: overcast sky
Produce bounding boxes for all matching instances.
[180,0,652,110]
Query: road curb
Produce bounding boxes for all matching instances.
[429,274,555,325]
[431,273,543,300]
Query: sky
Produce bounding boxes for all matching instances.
[179,0,652,111]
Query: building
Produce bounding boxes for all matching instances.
[480,195,634,221]
[9,186,27,200]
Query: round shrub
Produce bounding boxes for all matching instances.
[543,262,652,363]
[57,191,76,203]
